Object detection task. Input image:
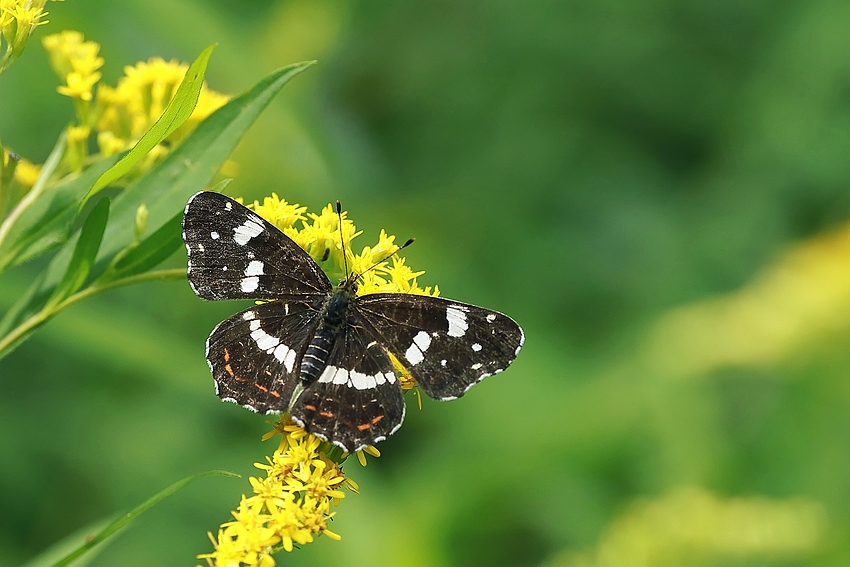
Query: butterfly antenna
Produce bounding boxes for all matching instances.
[336,200,350,278]
[362,237,415,275]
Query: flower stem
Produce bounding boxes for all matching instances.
[0,268,185,360]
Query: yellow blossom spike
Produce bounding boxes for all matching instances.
[12,157,40,188]
[0,0,55,74]
[42,30,103,105]
[200,414,354,565]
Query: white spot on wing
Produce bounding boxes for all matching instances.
[350,370,377,390]
[333,367,349,385]
[233,219,264,246]
[211,231,219,240]
[405,330,433,366]
[251,327,279,351]
[441,359,447,367]
[515,326,525,356]
[446,306,468,337]
[471,363,483,370]
[471,343,482,352]
[243,311,256,321]
[405,343,424,366]
[249,320,261,331]
[244,260,264,276]
[273,343,290,363]
[241,276,259,293]
[413,330,431,351]
[225,201,232,211]
[318,365,337,384]
[283,349,296,373]
[486,313,496,323]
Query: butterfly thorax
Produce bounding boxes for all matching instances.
[299,275,359,385]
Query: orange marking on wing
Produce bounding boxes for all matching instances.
[371,415,384,425]
[223,348,231,362]
[270,390,281,398]
[357,423,372,431]
[235,376,248,382]
[224,364,235,377]
[319,410,335,418]
[304,403,317,411]
[254,383,268,393]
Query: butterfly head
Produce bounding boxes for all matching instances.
[336,272,360,295]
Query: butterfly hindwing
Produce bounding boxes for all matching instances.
[356,294,524,401]
[183,191,331,300]
[206,299,322,413]
[291,315,405,452]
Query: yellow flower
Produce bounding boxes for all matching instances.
[246,195,439,299]
[42,30,103,103]
[245,193,307,234]
[12,157,40,187]
[0,0,57,73]
[199,417,352,567]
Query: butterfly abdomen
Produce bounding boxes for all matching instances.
[301,330,335,384]
[299,285,355,385]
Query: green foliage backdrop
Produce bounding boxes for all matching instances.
[2,0,850,566]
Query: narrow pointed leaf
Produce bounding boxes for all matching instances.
[44,198,110,311]
[82,44,217,204]
[37,470,238,567]
[103,209,184,281]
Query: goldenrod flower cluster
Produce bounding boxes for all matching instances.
[42,30,102,103]
[39,30,229,174]
[199,195,435,565]
[247,192,439,298]
[0,0,59,74]
[199,418,350,567]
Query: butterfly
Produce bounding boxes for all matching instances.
[182,191,524,452]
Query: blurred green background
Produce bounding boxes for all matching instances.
[2,0,850,565]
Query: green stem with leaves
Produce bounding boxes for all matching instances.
[0,268,185,360]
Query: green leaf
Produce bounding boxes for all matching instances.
[0,132,103,272]
[44,197,110,312]
[27,470,238,567]
[20,516,115,567]
[82,44,217,205]
[0,61,314,354]
[102,209,184,281]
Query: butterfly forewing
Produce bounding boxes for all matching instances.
[207,300,321,414]
[291,315,405,452]
[356,294,524,400]
[183,191,331,300]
